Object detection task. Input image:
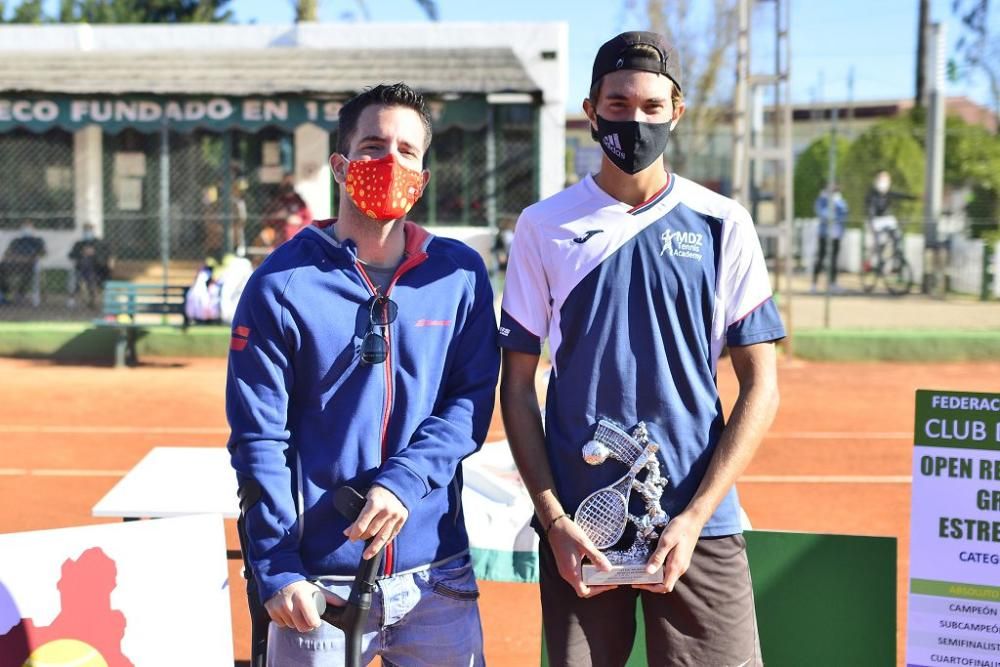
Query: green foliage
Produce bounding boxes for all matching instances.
[793,135,851,218]
[967,185,999,238]
[841,118,925,228]
[944,115,1000,191]
[1,0,233,23]
[943,116,1000,237]
[9,0,43,22]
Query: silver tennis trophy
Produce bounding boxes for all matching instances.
[576,420,670,585]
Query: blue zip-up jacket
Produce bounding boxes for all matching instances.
[226,220,500,603]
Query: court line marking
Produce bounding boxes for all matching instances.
[764,432,912,440]
[0,467,914,484]
[0,425,228,435]
[0,468,128,477]
[0,426,912,439]
[739,475,912,484]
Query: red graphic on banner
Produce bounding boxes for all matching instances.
[0,547,133,667]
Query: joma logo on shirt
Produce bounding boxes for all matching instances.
[660,229,704,261]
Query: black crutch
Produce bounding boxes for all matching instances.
[312,485,384,667]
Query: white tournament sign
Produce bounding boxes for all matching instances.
[906,390,1000,667]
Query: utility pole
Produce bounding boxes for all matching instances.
[823,99,838,328]
[915,0,930,108]
[923,21,946,296]
[732,0,793,357]
[846,66,855,138]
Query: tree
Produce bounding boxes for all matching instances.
[294,0,438,22]
[1,0,233,23]
[943,115,1000,235]
[944,115,1000,190]
[643,0,738,174]
[950,0,1000,134]
[840,118,926,228]
[792,135,851,218]
[1,0,43,22]
[293,0,318,21]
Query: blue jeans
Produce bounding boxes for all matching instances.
[266,556,485,667]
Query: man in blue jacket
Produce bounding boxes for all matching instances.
[227,82,500,666]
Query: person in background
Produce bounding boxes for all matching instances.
[262,173,313,248]
[0,220,47,306]
[812,185,848,293]
[202,184,225,259]
[865,169,917,238]
[68,223,113,309]
[232,176,249,257]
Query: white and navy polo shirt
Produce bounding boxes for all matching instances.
[498,173,785,537]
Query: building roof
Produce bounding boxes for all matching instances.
[0,47,539,96]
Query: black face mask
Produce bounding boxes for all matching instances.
[593,114,671,175]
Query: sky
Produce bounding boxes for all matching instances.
[28,0,1000,113]
[224,0,997,113]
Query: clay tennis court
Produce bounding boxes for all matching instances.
[2,354,998,665]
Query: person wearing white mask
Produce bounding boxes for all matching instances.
[865,170,915,233]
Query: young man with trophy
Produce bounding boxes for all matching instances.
[499,31,784,666]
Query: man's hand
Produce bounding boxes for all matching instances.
[344,484,408,559]
[265,580,323,632]
[547,516,617,598]
[632,512,704,594]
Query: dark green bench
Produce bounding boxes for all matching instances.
[94,281,189,367]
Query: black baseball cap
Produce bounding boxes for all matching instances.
[591,31,682,93]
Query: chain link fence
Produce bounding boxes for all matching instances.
[791,120,1000,300]
[0,109,537,321]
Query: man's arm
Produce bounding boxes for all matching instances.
[637,341,779,593]
[226,275,321,632]
[500,349,612,598]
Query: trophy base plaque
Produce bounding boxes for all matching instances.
[581,562,663,586]
[580,537,663,586]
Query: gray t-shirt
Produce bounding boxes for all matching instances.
[319,224,399,295]
[360,262,397,296]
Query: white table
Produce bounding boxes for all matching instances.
[90,444,539,579]
[92,446,239,520]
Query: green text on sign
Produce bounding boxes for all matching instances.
[911,578,1000,602]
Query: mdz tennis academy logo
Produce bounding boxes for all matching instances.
[602,133,625,160]
[660,228,704,261]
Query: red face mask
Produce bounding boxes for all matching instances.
[345,154,424,222]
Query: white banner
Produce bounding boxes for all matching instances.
[906,390,1000,667]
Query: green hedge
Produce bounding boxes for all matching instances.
[791,329,1000,361]
[0,323,230,363]
[1,323,998,364]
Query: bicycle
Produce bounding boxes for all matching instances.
[860,216,914,296]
